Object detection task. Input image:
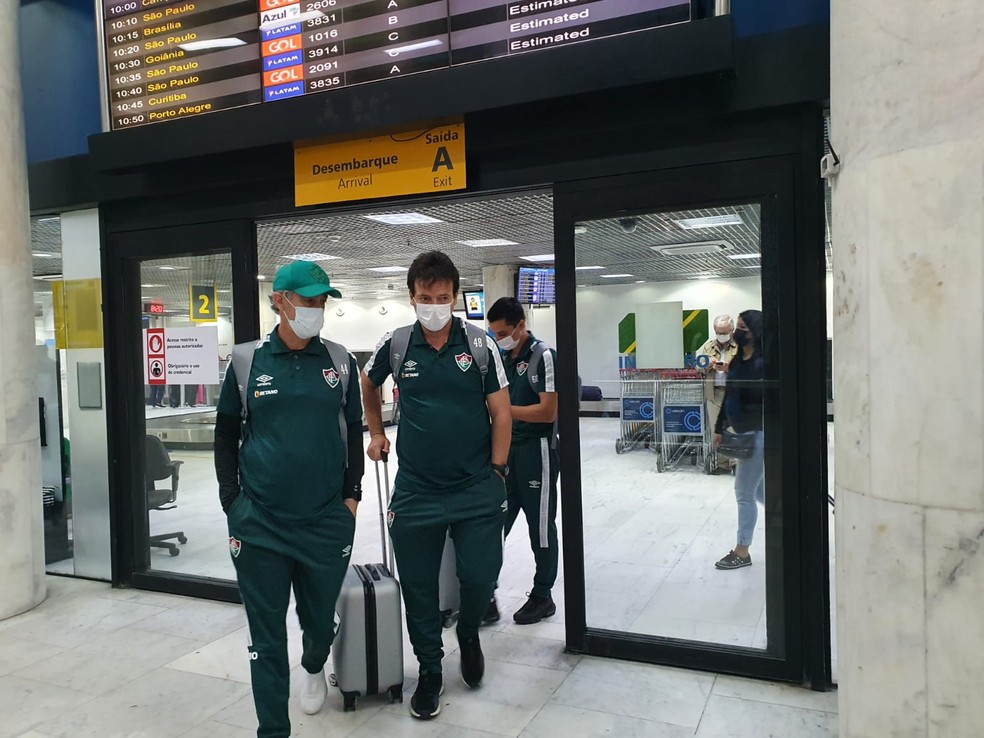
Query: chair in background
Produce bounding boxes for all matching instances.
[145,435,187,556]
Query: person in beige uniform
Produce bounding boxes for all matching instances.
[697,315,739,472]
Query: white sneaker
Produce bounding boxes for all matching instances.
[300,669,328,715]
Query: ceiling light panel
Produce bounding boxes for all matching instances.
[674,214,744,229]
[456,239,518,247]
[520,254,554,262]
[363,213,443,225]
[280,252,341,261]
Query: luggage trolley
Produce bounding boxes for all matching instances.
[654,371,714,473]
[615,369,659,454]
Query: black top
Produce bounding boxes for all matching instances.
[715,349,764,434]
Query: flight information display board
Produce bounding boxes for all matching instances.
[517,266,556,305]
[104,0,691,130]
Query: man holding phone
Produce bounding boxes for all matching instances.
[697,315,739,472]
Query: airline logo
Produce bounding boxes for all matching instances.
[264,65,304,88]
[260,3,301,30]
[265,82,304,101]
[264,51,304,72]
[262,22,301,41]
[260,0,299,10]
[262,35,302,57]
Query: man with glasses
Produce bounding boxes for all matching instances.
[214,260,363,737]
[362,250,511,721]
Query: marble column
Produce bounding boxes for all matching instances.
[0,1,46,619]
[831,1,984,736]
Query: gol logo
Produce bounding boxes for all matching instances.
[263,35,301,56]
[264,66,303,86]
[260,0,297,10]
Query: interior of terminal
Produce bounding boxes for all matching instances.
[32,186,837,678]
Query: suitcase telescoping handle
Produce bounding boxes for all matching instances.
[374,451,396,574]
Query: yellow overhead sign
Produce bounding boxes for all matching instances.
[294,122,466,207]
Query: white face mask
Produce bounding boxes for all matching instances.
[716,333,732,345]
[283,295,324,340]
[496,334,519,351]
[415,302,453,332]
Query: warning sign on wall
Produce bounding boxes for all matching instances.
[143,327,219,385]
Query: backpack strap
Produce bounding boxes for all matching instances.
[460,319,489,380]
[527,341,559,449]
[231,339,266,430]
[320,338,352,467]
[389,325,413,384]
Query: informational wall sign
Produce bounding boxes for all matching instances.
[143,327,220,385]
[146,328,167,385]
[103,0,692,130]
[52,279,104,350]
[294,122,466,206]
[190,284,218,322]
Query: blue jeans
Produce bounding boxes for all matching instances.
[734,431,765,547]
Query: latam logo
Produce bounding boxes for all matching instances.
[262,35,302,57]
[265,82,304,101]
[261,22,301,42]
[264,50,304,71]
[264,65,303,87]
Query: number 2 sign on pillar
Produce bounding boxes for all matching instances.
[190,285,217,322]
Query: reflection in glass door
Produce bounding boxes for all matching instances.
[138,253,235,580]
[575,204,775,650]
[556,161,813,682]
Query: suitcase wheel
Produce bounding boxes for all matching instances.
[341,691,359,712]
[388,685,403,704]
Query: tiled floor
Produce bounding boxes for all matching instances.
[0,576,838,738]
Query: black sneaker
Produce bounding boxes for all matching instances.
[513,594,556,625]
[458,632,485,688]
[409,672,443,720]
[482,597,501,625]
[715,551,752,570]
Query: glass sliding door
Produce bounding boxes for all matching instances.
[556,159,815,681]
[107,220,257,600]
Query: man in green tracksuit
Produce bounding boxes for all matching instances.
[213,260,363,738]
[486,297,560,625]
[361,251,512,721]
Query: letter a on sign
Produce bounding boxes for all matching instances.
[432,146,454,172]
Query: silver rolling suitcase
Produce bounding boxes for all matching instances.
[439,531,461,629]
[330,457,404,711]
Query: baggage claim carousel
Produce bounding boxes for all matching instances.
[147,405,399,450]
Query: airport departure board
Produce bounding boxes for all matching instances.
[104,0,691,131]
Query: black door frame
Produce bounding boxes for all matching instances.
[554,155,830,687]
[105,219,259,603]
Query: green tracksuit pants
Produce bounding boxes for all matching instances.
[388,472,506,674]
[505,437,560,599]
[227,493,355,738]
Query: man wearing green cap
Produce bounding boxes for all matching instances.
[214,260,363,738]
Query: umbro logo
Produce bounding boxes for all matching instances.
[529,480,541,489]
[404,360,418,369]
[341,545,352,558]
[256,374,274,386]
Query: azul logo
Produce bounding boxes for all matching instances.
[529,480,541,489]
[517,361,529,376]
[324,368,340,388]
[341,545,352,558]
[255,389,278,398]
[256,374,274,386]
[455,353,473,372]
[229,536,242,558]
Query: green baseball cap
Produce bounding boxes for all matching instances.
[272,260,342,298]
